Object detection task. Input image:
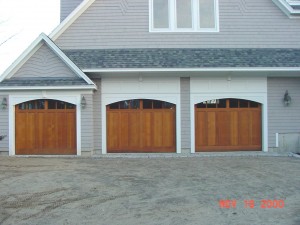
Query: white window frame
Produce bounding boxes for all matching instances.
[149,0,219,32]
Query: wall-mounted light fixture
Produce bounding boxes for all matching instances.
[283,90,291,106]
[1,97,7,109]
[81,96,87,109]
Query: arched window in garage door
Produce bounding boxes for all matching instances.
[15,99,76,155]
[107,99,176,153]
[195,98,262,152]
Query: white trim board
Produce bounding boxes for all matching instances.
[0,33,97,89]
[82,67,300,73]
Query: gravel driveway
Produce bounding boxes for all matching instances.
[0,156,299,225]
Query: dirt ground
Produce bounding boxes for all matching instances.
[0,156,299,225]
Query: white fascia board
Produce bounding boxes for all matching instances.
[49,0,96,41]
[272,0,300,18]
[82,67,300,73]
[0,85,96,91]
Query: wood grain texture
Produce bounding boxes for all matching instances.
[195,99,262,152]
[15,101,76,155]
[107,100,176,153]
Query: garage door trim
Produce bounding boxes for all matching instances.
[190,94,268,153]
[8,94,83,156]
[102,94,181,154]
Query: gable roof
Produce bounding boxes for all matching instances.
[0,33,96,90]
[63,48,300,72]
[50,0,95,41]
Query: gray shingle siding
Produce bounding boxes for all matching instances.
[63,48,300,69]
[81,94,94,154]
[0,95,9,154]
[13,44,79,79]
[61,0,84,22]
[180,78,191,151]
[93,79,102,153]
[56,0,300,49]
[268,77,300,148]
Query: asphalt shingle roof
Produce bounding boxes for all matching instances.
[63,48,300,69]
[0,77,88,87]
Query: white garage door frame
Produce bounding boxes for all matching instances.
[101,76,181,154]
[8,90,92,156]
[190,76,268,153]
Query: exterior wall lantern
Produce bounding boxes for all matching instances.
[283,90,291,106]
[81,96,87,109]
[1,97,7,109]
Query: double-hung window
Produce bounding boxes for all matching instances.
[150,0,219,32]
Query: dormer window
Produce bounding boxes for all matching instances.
[150,0,219,32]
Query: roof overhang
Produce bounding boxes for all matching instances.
[0,85,96,91]
[84,68,300,79]
[272,0,300,18]
[82,67,300,73]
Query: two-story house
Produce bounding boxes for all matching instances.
[0,0,299,156]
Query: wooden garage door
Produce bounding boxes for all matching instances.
[195,99,261,152]
[107,99,176,153]
[16,99,76,155]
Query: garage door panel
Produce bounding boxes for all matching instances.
[195,99,262,152]
[207,112,217,146]
[107,112,119,150]
[162,111,175,147]
[16,112,36,154]
[217,111,231,146]
[119,112,129,148]
[36,112,45,151]
[153,112,163,147]
[66,112,76,150]
[238,111,250,146]
[56,113,67,149]
[251,111,262,146]
[195,111,207,148]
[230,112,238,146]
[142,112,152,148]
[27,113,36,152]
[129,112,141,149]
[44,112,57,150]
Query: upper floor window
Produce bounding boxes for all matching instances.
[150,0,219,32]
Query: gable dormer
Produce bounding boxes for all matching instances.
[272,0,300,18]
[60,0,84,22]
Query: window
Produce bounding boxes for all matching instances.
[107,100,175,110]
[17,100,75,110]
[150,0,219,32]
[153,0,169,28]
[196,99,261,109]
